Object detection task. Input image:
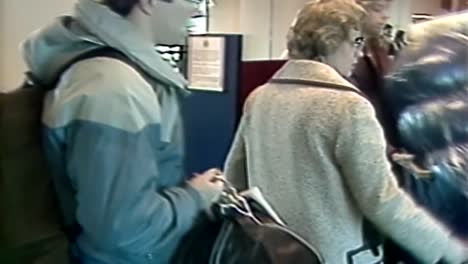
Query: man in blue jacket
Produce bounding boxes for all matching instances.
[22,0,224,263]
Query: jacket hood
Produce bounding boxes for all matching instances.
[22,17,100,87]
[22,0,188,90]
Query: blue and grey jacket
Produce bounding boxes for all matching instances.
[22,0,203,263]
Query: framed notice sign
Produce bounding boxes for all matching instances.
[187,36,226,92]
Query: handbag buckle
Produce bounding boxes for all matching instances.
[214,178,262,225]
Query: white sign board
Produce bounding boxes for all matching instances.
[187,36,226,92]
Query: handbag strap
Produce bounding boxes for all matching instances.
[25,47,145,89]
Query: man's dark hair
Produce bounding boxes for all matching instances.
[102,0,140,17]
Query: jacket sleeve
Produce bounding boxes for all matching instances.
[224,92,257,190]
[47,63,204,256]
[334,95,467,263]
[224,115,248,190]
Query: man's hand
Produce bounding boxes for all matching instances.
[188,168,225,209]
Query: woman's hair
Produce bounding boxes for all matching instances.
[101,0,140,17]
[287,0,365,60]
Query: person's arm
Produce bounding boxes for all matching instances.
[334,95,467,263]
[67,119,203,254]
[224,91,258,190]
[224,115,248,190]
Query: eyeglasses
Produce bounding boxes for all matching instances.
[353,37,364,49]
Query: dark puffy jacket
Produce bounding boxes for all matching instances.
[384,13,468,240]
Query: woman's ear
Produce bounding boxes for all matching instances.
[137,0,155,16]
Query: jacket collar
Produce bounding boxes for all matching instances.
[74,0,188,91]
[272,60,358,91]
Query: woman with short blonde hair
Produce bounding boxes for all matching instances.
[287,0,365,61]
[225,0,468,263]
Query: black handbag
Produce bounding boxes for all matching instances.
[173,181,324,264]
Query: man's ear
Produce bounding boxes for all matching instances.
[137,0,155,16]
